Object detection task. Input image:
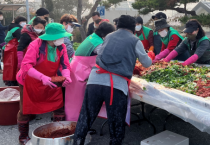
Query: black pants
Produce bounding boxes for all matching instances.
[74,84,128,145]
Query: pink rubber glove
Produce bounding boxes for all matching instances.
[17,51,24,69]
[163,50,178,62]
[62,69,72,87]
[182,54,198,66]
[28,68,57,88]
[153,49,171,63]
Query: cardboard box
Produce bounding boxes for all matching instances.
[141,130,189,145]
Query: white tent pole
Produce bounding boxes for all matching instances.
[26,0,30,23]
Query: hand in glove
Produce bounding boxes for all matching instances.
[153,49,170,63]
[28,68,57,88]
[148,51,155,61]
[163,50,178,62]
[182,54,198,66]
[62,69,72,87]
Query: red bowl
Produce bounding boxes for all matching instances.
[0,86,20,125]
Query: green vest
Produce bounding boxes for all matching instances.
[161,27,183,47]
[28,16,36,25]
[184,36,210,64]
[2,27,20,50]
[135,26,152,41]
[75,33,103,56]
[153,31,158,36]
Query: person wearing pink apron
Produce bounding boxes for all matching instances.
[73,15,152,145]
[16,23,71,145]
[65,22,115,122]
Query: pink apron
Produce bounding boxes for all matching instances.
[65,56,131,125]
[65,55,97,121]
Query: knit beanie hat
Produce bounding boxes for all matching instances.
[136,16,143,24]
[36,8,49,16]
[117,15,136,33]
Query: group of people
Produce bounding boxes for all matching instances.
[0,6,210,145]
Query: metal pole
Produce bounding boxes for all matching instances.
[12,6,14,20]
[26,0,30,23]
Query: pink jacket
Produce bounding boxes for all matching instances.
[16,38,70,85]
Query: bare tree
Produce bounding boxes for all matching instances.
[77,0,101,41]
[42,0,45,8]
[77,0,124,41]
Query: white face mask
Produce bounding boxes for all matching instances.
[34,28,43,34]
[0,16,3,20]
[20,22,26,27]
[159,29,168,37]
[53,38,64,46]
[135,25,142,31]
[66,25,73,33]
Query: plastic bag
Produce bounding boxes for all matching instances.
[131,76,210,134]
[0,88,20,101]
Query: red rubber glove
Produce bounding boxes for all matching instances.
[148,51,155,61]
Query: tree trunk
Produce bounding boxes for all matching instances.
[77,0,86,41]
[171,7,197,16]
[77,0,102,41]
[184,3,187,16]
[42,0,45,8]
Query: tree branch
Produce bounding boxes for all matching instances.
[82,8,88,15]
[85,0,102,20]
[171,7,197,16]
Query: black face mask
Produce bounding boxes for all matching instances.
[44,17,49,22]
[186,34,197,41]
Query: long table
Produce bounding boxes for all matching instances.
[130,77,210,134]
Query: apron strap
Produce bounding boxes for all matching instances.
[95,64,131,105]
[142,31,146,40]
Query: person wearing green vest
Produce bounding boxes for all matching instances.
[164,19,210,65]
[152,12,167,55]
[65,22,115,127]
[153,18,190,62]
[60,14,81,59]
[28,8,49,25]
[135,16,154,52]
[3,16,27,86]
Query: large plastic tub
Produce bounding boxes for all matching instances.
[0,86,20,125]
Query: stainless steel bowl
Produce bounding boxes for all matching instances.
[31,121,91,145]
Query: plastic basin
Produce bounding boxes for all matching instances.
[0,86,20,125]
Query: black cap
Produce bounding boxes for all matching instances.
[36,8,49,16]
[152,12,167,20]
[155,18,170,32]
[136,16,143,24]
[113,18,119,25]
[183,21,199,33]
[117,15,136,33]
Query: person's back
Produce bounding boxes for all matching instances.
[74,15,152,145]
[97,29,139,79]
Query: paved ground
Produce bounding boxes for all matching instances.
[0,74,210,145]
